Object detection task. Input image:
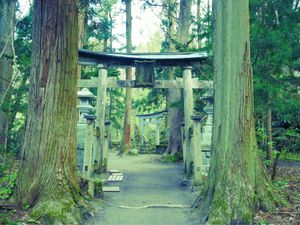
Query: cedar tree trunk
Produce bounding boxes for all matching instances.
[165,0,183,155]
[16,1,85,224]
[122,0,133,154]
[194,0,286,224]
[165,0,192,156]
[0,0,15,152]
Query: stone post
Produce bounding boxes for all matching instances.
[191,115,206,185]
[94,64,107,173]
[180,121,185,162]
[200,89,213,176]
[103,121,111,172]
[155,121,160,145]
[183,66,194,177]
[83,114,96,178]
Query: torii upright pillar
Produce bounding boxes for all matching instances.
[94,64,107,173]
[183,66,194,178]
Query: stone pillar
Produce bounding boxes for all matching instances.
[103,121,111,172]
[191,115,206,185]
[83,114,96,178]
[183,66,194,177]
[200,89,213,176]
[180,121,185,161]
[94,64,107,173]
[155,121,160,145]
[139,118,145,142]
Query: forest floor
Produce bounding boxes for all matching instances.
[0,153,299,224]
[254,160,300,225]
[86,151,199,225]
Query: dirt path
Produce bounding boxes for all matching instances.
[87,152,199,225]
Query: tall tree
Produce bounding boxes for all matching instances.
[194,0,285,223]
[164,0,180,155]
[165,0,192,156]
[0,0,15,152]
[16,0,85,223]
[177,0,192,48]
[77,0,89,81]
[122,0,133,154]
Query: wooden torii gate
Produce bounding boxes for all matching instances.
[77,49,212,179]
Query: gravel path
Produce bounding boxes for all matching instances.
[87,152,199,225]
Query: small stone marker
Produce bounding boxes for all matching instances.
[102,186,120,192]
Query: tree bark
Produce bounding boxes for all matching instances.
[194,0,286,224]
[16,1,85,223]
[196,0,201,49]
[0,0,15,152]
[165,0,183,155]
[122,0,133,154]
[77,0,88,80]
[266,108,273,163]
[165,0,192,157]
[177,0,192,48]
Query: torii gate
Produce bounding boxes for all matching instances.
[77,49,212,181]
[136,110,168,146]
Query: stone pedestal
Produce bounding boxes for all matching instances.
[191,115,206,185]
[83,114,96,178]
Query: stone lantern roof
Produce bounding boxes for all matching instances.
[77,88,95,98]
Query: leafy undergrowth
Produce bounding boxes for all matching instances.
[0,163,35,225]
[254,161,300,225]
[160,152,183,163]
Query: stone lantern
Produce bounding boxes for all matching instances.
[77,88,95,121]
[201,88,214,116]
[77,88,95,170]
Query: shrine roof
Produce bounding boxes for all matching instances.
[78,49,208,67]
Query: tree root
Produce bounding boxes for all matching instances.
[120,204,190,209]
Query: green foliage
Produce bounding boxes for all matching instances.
[7,8,32,154]
[258,220,267,225]
[280,152,300,162]
[250,0,300,157]
[0,172,16,200]
[256,127,267,143]
[93,177,102,185]
[273,180,289,192]
[160,153,181,163]
[0,212,20,225]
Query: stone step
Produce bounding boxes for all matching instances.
[102,186,120,192]
[108,175,123,181]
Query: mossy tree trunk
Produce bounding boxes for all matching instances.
[77,0,88,80]
[165,0,182,155]
[0,0,15,152]
[165,0,192,156]
[16,1,85,224]
[266,108,273,164]
[177,0,192,48]
[194,0,286,224]
[122,0,133,154]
